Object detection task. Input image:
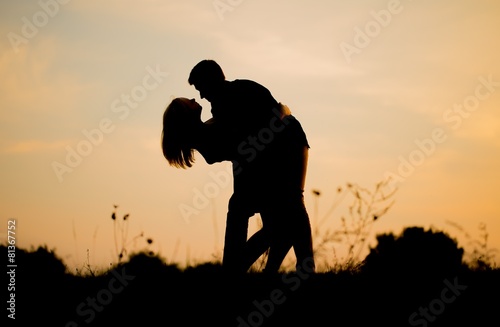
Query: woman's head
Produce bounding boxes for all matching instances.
[161,97,203,168]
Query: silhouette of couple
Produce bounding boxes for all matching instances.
[162,60,315,274]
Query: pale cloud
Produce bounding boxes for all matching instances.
[68,0,217,32]
[0,37,85,119]
[210,29,360,82]
[1,139,70,154]
[452,111,500,147]
[332,1,500,124]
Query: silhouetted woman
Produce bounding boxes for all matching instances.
[161,97,315,273]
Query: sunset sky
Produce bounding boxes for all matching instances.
[1,0,499,272]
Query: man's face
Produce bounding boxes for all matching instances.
[194,82,216,102]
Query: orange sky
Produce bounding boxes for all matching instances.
[1,0,499,272]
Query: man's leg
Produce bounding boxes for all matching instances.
[290,198,315,272]
[265,145,315,273]
[259,207,294,273]
[242,226,271,270]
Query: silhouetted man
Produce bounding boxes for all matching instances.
[188,59,315,274]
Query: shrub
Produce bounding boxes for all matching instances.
[361,226,466,279]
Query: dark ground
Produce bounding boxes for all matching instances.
[5,246,500,327]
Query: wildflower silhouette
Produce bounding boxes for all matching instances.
[312,177,397,271]
[111,205,153,263]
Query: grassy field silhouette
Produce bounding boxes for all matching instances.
[5,180,500,326]
[5,223,499,327]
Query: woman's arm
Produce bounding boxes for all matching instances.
[195,119,236,165]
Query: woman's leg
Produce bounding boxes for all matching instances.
[222,192,254,273]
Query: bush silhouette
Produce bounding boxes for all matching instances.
[116,251,179,277]
[362,226,465,280]
[4,238,499,326]
[4,244,68,277]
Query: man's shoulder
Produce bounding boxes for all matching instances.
[230,79,266,89]
[227,79,273,98]
[232,78,257,84]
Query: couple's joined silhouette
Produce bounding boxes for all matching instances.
[162,59,315,274]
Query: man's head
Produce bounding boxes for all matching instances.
[188,59,225,102]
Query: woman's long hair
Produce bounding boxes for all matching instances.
[161,98,196,168]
